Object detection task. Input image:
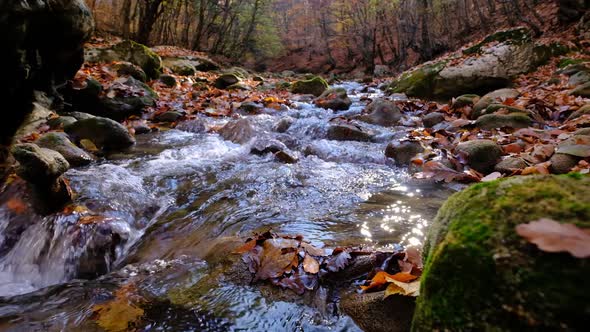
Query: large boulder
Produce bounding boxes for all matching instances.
[65,117,135,151]
[389,28,566,100]
[37,132,93,166]
[314,88,352,111]
[414,175,590,331]
[85,40,162,79]
[214,73,241,89]
[0,0,93,172]
[341,291,415,332]
[291,76,329,97]
[358,99,402,126]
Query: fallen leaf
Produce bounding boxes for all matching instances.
[384,279,420,298]
[93,284,144,332]
[302,254,320,274]
[256,238,298,280]
[516,219,590,258]
[6,198,27,214]
[481,172,502,182]
[325,249,352,272]
[361,271,417,292]
[233,239,257,254]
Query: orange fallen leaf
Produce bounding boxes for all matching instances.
[6,198,26,214]
[233,239,257,254]
[302,254,320,274]
[361,271,418,292]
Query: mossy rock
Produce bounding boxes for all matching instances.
[388,61,447,99]
[568,104,590,120]
[482,103,528,116]
[291,76,328,96]
[160,74,177,87]
[472,89,520,119]
[214,73,240,89]
[452,94,480,108]
[475,112,532,130]
[531,42,570,67]
[463,27,532,55]
[414,175,590,331]
[110,40,162,79]
[571,81,590,97]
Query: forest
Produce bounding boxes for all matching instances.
[0,0,589,331]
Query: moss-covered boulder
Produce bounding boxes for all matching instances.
[452,94,480,108]
[388,61,446,98]
[98,77,158,120]
[85,40,162,79]
[475,113,532,130]
[291,76,329,97]
[463,27,532,55]
[11,143,70,184]
[162,58,196,76]
[414,175,590,331]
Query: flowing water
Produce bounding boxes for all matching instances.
[0,83,455,331]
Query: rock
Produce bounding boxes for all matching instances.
[549,153,580,174]
[571,81,590,97]
[481,103,528,116]
[37,132,93,166]
[11,143,69,184]
[574,127,590,136]
[275,150,298,164]
[568,70,590,86]
[227,83,251,91]
[76,223,124,279]
[385,141,424,166]
[214,74,240,89]
[557,63,589,76]
[568,104,590,120]
[133,123,152,135]
[85,40,162,79]
[253,76,264,82]
[238,102,263,114]
[314,88,352,111]
[219,118,256,144]
[472,88,520,118]
[388,28,563,100]
[0,0,93,172]
[291,76,329,97]
[341,291,415,332]
[162,58,196,76]
[452,94,480,108]
[98,77,158,120]
[160,74,177,87]
[274,117,294,133]
[358,99,402,126]
[422,112,445,128]
[111,62,147,82]
[475,113,532,129]
[153,110,184,123]
[65,117,135,151]
[281,70,296,78]
[373,65,392,77]
[47,116,77,129]
[176,119,207,133]
[326,123,373,142]
[494,157,527,173]
[415,175,590,331]
[455,140,502,173]
[250,138,287,155]
[66,111,95,120]
[225,67,249,79]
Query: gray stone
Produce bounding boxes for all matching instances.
[327,123,373,142]
[495,157,527,173]
[456,140,502,173]
[549,153,580,174]
[219,118,256,144]
[315,88,352,111]
[423,112,445,128]
[65,117,135,151]
[11,143,69,184]
[473,89,520,119]
[37,132,93,166]
[358,99,402,126]
[160,74,177,87]
[385,141,424,166]
[475,113,532,129]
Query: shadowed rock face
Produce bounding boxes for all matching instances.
[0,0,94,176]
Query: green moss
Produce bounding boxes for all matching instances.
[291,76,328,96]
[475,112,532,130]
[558,58,586,68]
[112,40,163,79]
[389,61,447,98]
[532,43,570,67]
[414,175,590,331]
[463,27,532,55]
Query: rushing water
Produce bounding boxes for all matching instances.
[0,83,454,331]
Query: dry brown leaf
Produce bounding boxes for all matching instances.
[302,254,320,274]
[384,279,420,298]
[516,219,590,258]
